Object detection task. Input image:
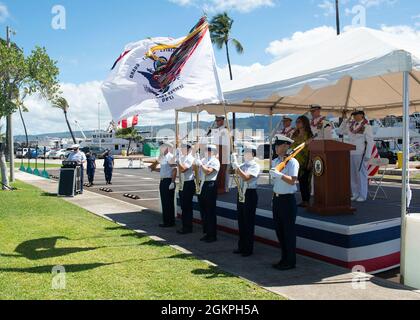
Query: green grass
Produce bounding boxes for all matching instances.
[0,181,282,300]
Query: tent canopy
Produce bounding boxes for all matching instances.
[181,27,420,118]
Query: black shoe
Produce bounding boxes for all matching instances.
[272,261,284,268]
[233,249,242,254]
[177,229,192,235]
[204,237,217,243]
[242,252,253,257]
[273,263,296,271]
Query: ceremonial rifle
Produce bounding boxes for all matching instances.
[275,143,306,172]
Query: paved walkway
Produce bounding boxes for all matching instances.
[13,171,420,300]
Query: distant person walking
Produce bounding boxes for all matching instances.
[86,152,96,187]
[103,150,114,185]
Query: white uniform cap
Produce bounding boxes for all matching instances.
[71,144,80,149]
[207,144,218,152]
[243,143,258,151]
[162,141,174,148]
[273,134,294,145]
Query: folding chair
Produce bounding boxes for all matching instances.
[368,158,389,200]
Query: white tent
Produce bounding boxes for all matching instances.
[180,27,420,284]
[181,27,420,117]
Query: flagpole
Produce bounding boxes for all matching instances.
[400,71,410,285]
[98,102,102,149]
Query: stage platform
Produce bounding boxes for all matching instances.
[177,181,420,274]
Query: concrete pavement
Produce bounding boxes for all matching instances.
[13,171,420,300]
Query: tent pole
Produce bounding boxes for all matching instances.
[400,71,410,285]
[269,110,273,184]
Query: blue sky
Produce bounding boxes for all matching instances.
[0,0,419,134]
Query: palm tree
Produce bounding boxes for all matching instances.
[209,12,244,81]
[116,127,143,156]
[52,97,77,144]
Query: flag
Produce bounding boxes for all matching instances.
[118,115,139,129]
[368,145,380,177]
[102,17,224,121]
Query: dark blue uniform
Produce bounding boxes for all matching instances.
[86,155,96,185]
[103,155,114,184]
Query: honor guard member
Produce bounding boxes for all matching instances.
[231,144,261,257]
[176,143,196,235]
[103,150,114,185]
[195,144,220,243]
[280,116,296,138]
[309,104,333,140]
[338,110,374,202]
[86,151,96,187]
[151,142,177,228]
[270,135,300,271]
[67,144,86,193]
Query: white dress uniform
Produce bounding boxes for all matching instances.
[311,116,333,140]
[198,155,220,240]
[279,126,296,139]
[236,159,260,255]
[271,156,300,267]
[338,119,374,201]
[67,151,86,192]
[178,152,196,233]
[67,151,86,163]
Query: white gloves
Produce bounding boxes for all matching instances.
[169,182,175,190]
[231,154,240,170]
[270,169,284,180]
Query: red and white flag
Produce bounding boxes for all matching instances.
[118,115,139,129]
[368,145,381,177]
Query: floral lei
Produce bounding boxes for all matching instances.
[349,119,369,134]
[311,117,325,130]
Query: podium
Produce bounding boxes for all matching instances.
[308,140,356,216]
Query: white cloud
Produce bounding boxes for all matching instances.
[265,26,337,59]
[169,0,275,13]
[0,2,9,23]
[265,22,420,61]
[358,0,398,8]
[318,0,335,17]
[13,81,110,136]
[379,24,420,40]
[217,62,264,84]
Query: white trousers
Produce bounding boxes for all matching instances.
[350,154,368,200]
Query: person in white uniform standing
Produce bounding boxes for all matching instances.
[150,142,177,227]
[195,144,220,243]
[309,104,333,140]
[67,144,86,194]
[176,142,196,235]
[338,110,374,202]
[231,143,261,257]
[279,116,296,138]
[270,135,300,271]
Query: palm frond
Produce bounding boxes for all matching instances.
[52,96,69,112]
[231,38,244,54]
